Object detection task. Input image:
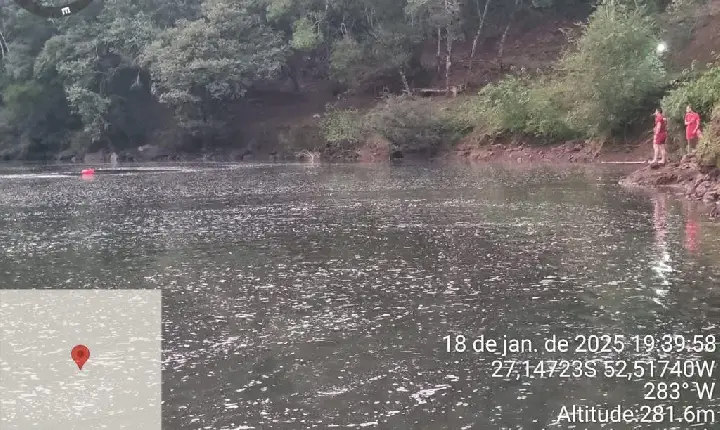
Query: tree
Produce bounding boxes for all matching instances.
[31,0,159,153]
[142,0,288,145]
[328,4,423,94]
[466,0,492,83]
[496,0,521,71]
[558,0,667,136]
[405,0,462,89]
[264,0,327,90]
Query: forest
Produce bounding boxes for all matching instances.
[0,0,718,165]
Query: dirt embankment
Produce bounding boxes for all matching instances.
[448,131,655,163]
[620,154,720,217]
[452,138,597,164]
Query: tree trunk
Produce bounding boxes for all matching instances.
[399,69,411,95]
[497,0,519,72]
[289,70,300,92]
[465,0,491,84]
[445,34,452,91]
[444,0,452,91]
[436,27,442,80]
[288,51,301,92]
[0,29,8,58]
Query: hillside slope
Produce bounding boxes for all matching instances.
[128,1,719,162]
[223,12,585,160]
[667,0,720,70]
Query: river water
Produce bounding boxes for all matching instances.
[1,163,719,429]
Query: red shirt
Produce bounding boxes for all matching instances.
[654,113,666,144]
[685,112,700,139]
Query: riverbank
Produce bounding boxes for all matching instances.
[620,154,720,217]
[449,134,654,164]
[326,135,720,219]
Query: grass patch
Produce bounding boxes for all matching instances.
[321,95,463,154]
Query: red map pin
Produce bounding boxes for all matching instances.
[71,345,90,370]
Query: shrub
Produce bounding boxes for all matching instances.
[441,98,478,136]
[476,74,533,134]
[363,96,458,152]
[321,96,461,153]
[320,108,365,143]
[329,36,366,84]
[661,62,720,133]
[696,106,720,167]
[523,78,576,139]
[462,0,667,141]
[291,17,322,51]
[469,72,575,140]
[556,0,667,136]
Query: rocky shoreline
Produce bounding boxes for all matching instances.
[620,154,720,218]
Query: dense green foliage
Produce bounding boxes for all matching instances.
[0,0,716,160]
[322,95,461,152]
[142,0,287,137]
[662,63,720,129]
[0,0,604,159]
[466,0,667,139]
[321,108,364,143]
[323,0,681,147]
[661,60,720,165]
[697,106,720,167]
[466,73,574,139]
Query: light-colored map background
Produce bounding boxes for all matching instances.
[0,290,161,429]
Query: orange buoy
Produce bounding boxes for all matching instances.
[81,168,95,176]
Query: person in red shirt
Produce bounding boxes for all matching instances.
[649,108,667,165]
[684,105,701,153]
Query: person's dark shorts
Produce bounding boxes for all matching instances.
[687,137,699,148]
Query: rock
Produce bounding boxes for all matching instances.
[702,184,720,202]
[694,181,712,198]
[711,204,720,218]
[681,154,696,163]
[657,172,680,185]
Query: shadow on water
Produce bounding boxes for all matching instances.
[0,163,718,429]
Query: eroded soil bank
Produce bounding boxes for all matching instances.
[449,137,649,164]
[345,133,652,164]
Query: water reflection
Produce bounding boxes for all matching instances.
[683,200,701,255]
[651,194,672,289]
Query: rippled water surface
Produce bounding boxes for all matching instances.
[1,163,719,429]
